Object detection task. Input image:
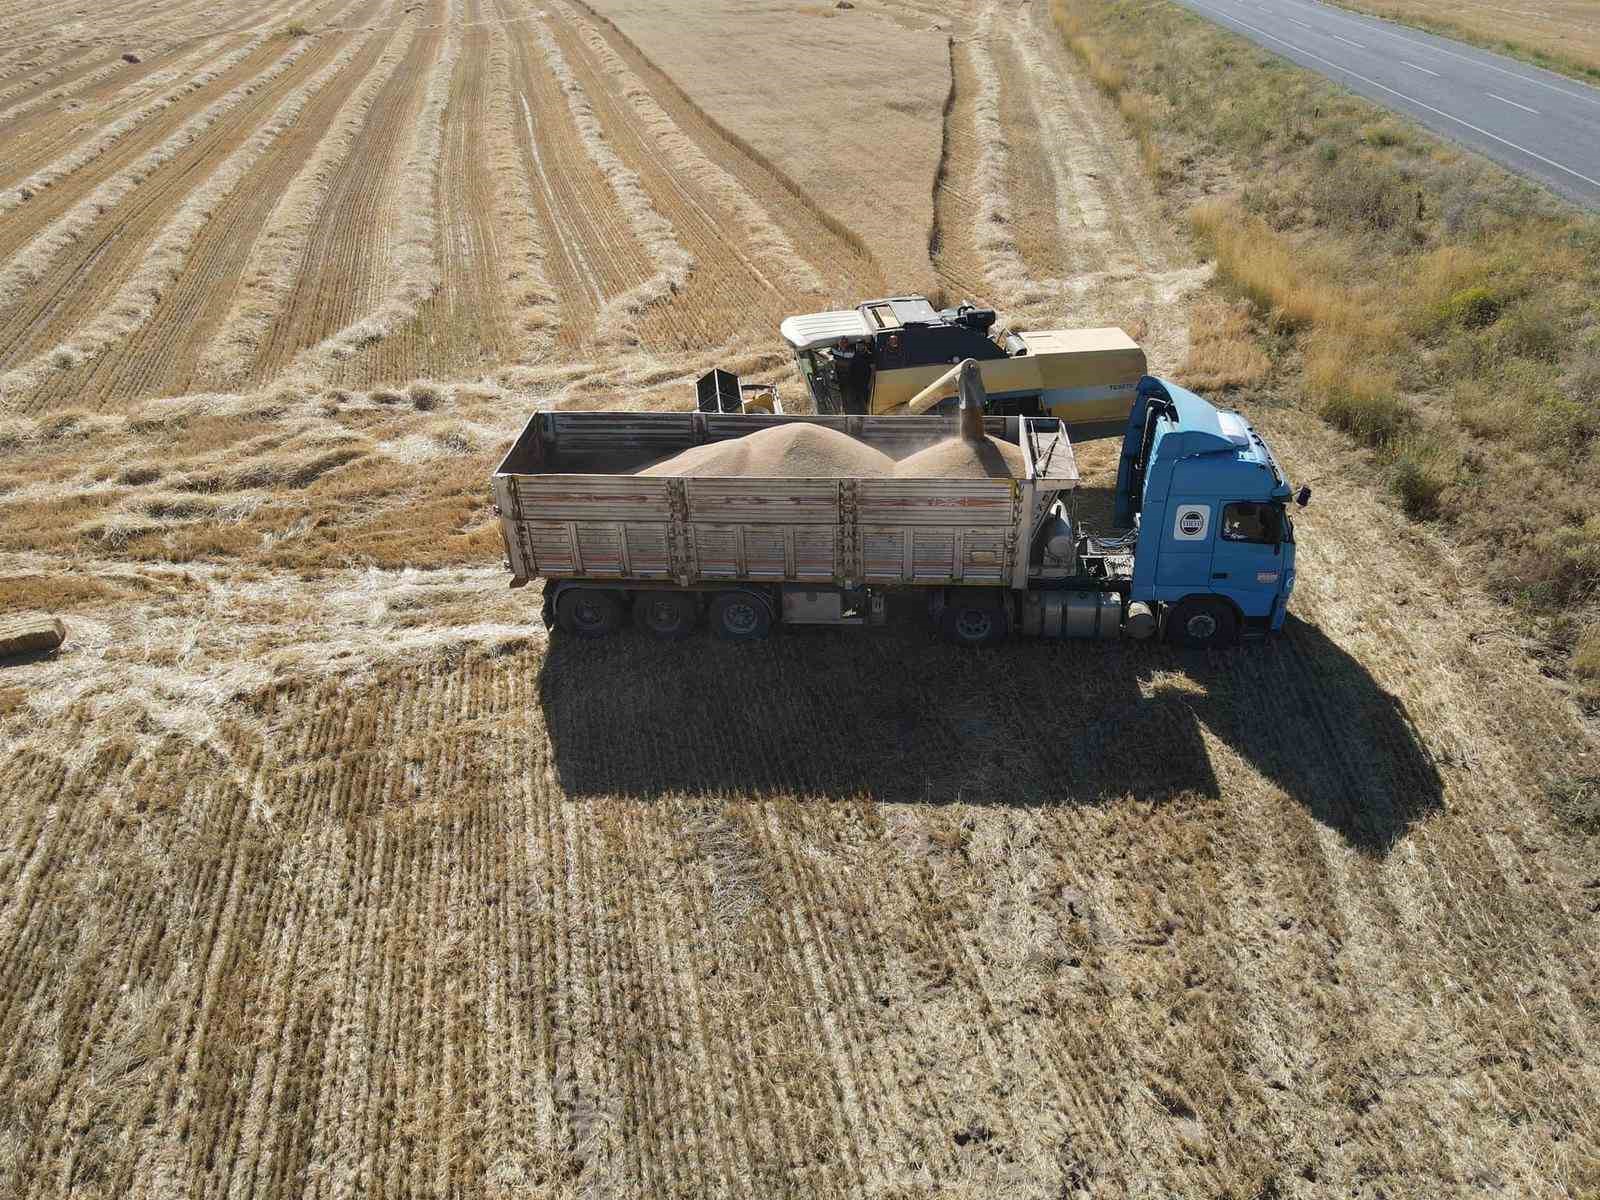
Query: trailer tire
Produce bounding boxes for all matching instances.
[940,602,1008,647]
[709,591,772,641]
[633,590,698,639]
[1167,597,1238,649]
[555,588,625,638]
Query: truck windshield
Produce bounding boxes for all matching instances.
[1221,501,1284,544]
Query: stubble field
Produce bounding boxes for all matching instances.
[0,0,1596,1197]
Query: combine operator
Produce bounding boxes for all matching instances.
[832,336,873,414]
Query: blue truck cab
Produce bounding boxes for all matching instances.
[1114,377,1299,645]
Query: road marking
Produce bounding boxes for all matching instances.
[1400,60,1440,76]
[1183,1,1600,191]
[1330,33,1365,47]
[1487,92,1541,114]
[1287,16,1313,28]
[1269,0,1600,107]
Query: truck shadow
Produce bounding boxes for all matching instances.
[536,614,1441,856]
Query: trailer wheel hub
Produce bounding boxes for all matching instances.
[954,608,995,641]
[721,600,760,635]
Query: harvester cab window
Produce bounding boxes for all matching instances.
[1221,501,1284,544]
[877,330,905,370]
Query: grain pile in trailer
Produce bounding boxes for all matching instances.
[893,435,1026,479]
[638,422,895,477]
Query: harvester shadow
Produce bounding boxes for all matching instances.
[537,613,1440,855]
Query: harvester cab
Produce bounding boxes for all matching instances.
[778,293,1148,437]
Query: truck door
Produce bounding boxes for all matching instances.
[1156,499,1216,590]
[1211,501,1287,619]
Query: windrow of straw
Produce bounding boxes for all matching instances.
[563,2,821,296]
[0,29,379,408]
[533,15,692,344]
[199,17,418,384]
[291,0,463,370]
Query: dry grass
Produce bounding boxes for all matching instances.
[0,34,375,406]
[565,3,820,296]
[294,12,463,369]
[0,35,318,311]
[963,15,1037,311]
[1180,298,1269,391]
[200,17,419,384]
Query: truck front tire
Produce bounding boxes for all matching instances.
[1167,597,1238,649]
[555,588,625,638]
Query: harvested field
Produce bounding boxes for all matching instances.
[0,0,1597,1197]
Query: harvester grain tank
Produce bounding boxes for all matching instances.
[492,371,1306,647]
[779,294,1146,433]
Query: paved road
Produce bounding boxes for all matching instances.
[1168,0,1600,207]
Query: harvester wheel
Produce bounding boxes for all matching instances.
[1167,597,1237,649]
[633,590,698,640]
[709,591,772,641]
[555,588,624,638]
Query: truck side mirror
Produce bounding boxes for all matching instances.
[1295,485,1312,508]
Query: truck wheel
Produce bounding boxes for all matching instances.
[709,591,772,641]
[941,603,1007,647]
[555,588,624,638]
[1167,598,1237,649]
[633,591,698,639]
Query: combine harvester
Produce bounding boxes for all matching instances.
[694,293,1146,431]
[493,363,1309,648]
[778,293,1146,430]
